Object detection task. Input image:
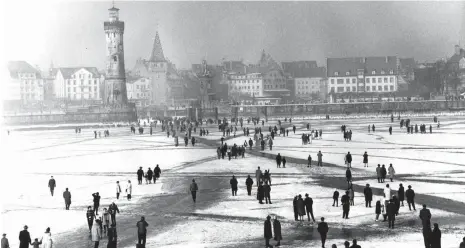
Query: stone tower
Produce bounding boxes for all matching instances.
[104,4,128,105]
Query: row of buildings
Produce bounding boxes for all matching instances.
[6,32,465,109]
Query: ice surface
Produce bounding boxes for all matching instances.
[1,117,465,247]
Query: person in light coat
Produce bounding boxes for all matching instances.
[115,181,122,200]
[41,227,53,248]
[91,219,102,248]
[126,180,132,201]
[388,164,396,182]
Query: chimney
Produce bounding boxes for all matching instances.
[455,45,461,55]
[385,57,388,63]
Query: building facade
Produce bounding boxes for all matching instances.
[227,72,264,98]
[7,61,44,103]
[126,77,151,107]
[104,5,128,105]
[133,31,184,106]
[327,57,398,94]
[445,45,465,95]
[222,50,290,104]
[54,67,102,101]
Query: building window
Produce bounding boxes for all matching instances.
[381,71,385,75]
[372,86,376,91]
[346,72,350,76]
[378,78,382,83]
[334,72,339,76]
[372,71,375,75]
[352,79,356,84]
[346,87,350,92]
[366,86,370,91]
[366,78,370,83]
[390,85,394,91]
[331,87,335,92]
[346,79,350,84]
[390,77,394,83]
[378,86,382,91]
[352,86,356,91]
[390,70,394,74]
[384,85,388,91]
[384,78,388,83]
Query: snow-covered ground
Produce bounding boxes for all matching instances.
[1,116,465,247]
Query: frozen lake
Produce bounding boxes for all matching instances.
[1,116,465,247]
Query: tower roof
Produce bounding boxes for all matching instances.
[149,31,165,62]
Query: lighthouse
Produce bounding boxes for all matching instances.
[104,4,128,105]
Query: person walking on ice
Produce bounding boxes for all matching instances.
[190,179,199,203]
[317,151,323,167]
[388,164,396,182]
[126,180,132,201]
[363,151,368,167]
[48,176,56,196]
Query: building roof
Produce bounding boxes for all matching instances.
[57,67,101,79]
[149,31,165,62]
[257,50,283,72]
[285,66,326,78]
[222,61,247,74]
[8,61,40,78]
[282,61,318,72]
[327,56,397,77]
[399,58,416,70]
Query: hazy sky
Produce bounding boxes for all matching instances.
[3,1,465,71]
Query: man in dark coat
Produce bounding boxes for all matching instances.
[136,216,149,246]
[363,184,373,207]
[273,216,282,247]
[341,191,350,219]
[107,223,117,248]
[230,175,238,196]
[389,126,392,135]
[381,165,387,183]
[406,185,416,211]
[420,204,432,230]
[257,182,264,204]
[350,239,361,248]
[108,202,120,224]
[345,168,352,187]
[86,206,95,232]
[332,190,339,207]
[293,196,298,221]
[146,168,153,184]
[263,181,272,204]
[317,217,329,248]
[304,193,316,222]
[48,176,56,196]
[276,153,282,168]
[137,167,144,185]
[245,175,254,196]
[430,223,441,248]
[63,188,71,210]
[387,199,396,229]
[398,183,405,206]
[264,215,273,248]
[345,152,352,167]
[92,192,101,215]
[18,225,31,248]
[154,164,161,183]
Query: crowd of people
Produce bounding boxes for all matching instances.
[6,115,464,248]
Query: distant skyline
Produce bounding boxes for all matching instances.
[3,1,465,71]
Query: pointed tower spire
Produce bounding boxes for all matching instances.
[149,31,165,62]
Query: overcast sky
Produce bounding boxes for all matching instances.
[3,1,465,71]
